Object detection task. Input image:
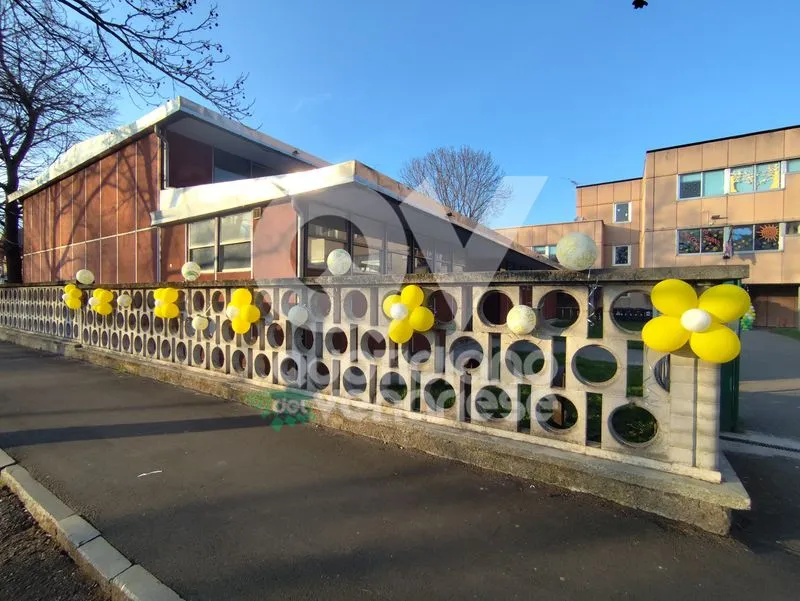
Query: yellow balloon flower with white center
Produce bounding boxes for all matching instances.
[383,285,434,344]
[227,288,261,334]
[642,279,750,364]
[153,287,180,320]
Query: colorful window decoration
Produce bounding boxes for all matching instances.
[731,226,755,252]
[755,223,780,251]
[701,227,724,253]
[677,229,701,254]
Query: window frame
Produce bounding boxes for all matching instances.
[678,161,790,200]
[612,244,632,267]
[677,223,784,255]
[186,211,253,274]
[188,218,217,273]
[613,201,632,224]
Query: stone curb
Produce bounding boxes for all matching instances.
[0,327,751,534]
[0,452,184,601]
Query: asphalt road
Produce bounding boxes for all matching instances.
[1,341,799,601]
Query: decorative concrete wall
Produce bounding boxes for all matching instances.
[0,267,744,483]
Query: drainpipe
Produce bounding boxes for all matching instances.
[155,125,169,189]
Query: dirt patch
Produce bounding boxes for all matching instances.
[0,486,108,601]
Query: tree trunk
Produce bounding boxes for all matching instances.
[3,199,22,282]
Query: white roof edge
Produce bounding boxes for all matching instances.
[10,96,329,202]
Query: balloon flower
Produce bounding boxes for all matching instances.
[642,279,750,364]
[153,287,180,320]
[89,288,114,316]
[382,285,435,344]
[227,288,261,334]
[62,284,84,310]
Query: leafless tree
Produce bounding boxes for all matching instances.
[1,0,250,282]
[399,145,511,224]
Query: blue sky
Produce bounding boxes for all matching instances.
[117,0,800,228]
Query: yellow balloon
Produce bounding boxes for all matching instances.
[64,284,77,294]
[409,306,435,332]
[690,323,741,363]
[65,297,82,310]
[388,319,413,344]
[162,302,179,319]
[642,315,691,352]
[382,294,402,318]
[651,279,698,317]
[92,288,105,300]
[153,288,164,302]
[240,304,261,323]
[68,288,83,299]
[96,302,113,316]
[154,304,167,319]
[231,316,251,334]
[400,285,424,309]
[162,287,179,304]
[698,284,750,324]
[100,290,114,304]
[231,288,252,307]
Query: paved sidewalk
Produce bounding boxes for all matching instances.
[738,330,800,441]
[1,341,800,600]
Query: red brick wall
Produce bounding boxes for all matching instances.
[22,132,161,284]
[167,132,212,188]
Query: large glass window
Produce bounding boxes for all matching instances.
[213,149,251,183]
[679,162,789,199]
[188,212,252,272]
[731,225,755,252]
[787,158,800,173]
[386,227,410,276]
[730,165,755,193]
[306,215,347,276]
[702,170,725,196]
[352,218,384,274]
[682,223,781,255]
[756,162,781,191]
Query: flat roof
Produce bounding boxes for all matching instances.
[494,218,604,231]
[575,176,641,189]
[647,124,800,153]
[9,96,328,202]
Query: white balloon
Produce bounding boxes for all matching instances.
[681,308,712,333]
[225,305,240,320]
[117,293,132,308]
[389,303,409,320]
[88,297,100,307]
[61,293,69,302]
[287,304,309,327]
[181,261,202,282]
[326,248,352,276]
[555,233,598,271]
[191,315,209,332]
[506,305,537,335]
[154,299,163,307]
[76,269,95,285]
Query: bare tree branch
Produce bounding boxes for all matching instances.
[399,145,511,224]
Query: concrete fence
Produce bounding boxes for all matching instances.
[0,267,748,485]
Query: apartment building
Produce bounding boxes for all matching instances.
[499,126,800,327]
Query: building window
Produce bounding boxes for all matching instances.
[188,219,216,272]
[678,162,787,199]
[678,227,723,254]
[614,202,631,223]
[678,169,725,199]
[681,223,781,255]
[531,245,558,260]
[787,158,800,173]
[352,218,384,274]
[305,215,348,277]
[612,245,631,266]
[188,211,252,272]
[213,149,251,183]
[219,213,252,271]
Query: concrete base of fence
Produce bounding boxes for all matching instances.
[0,326,751,535]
